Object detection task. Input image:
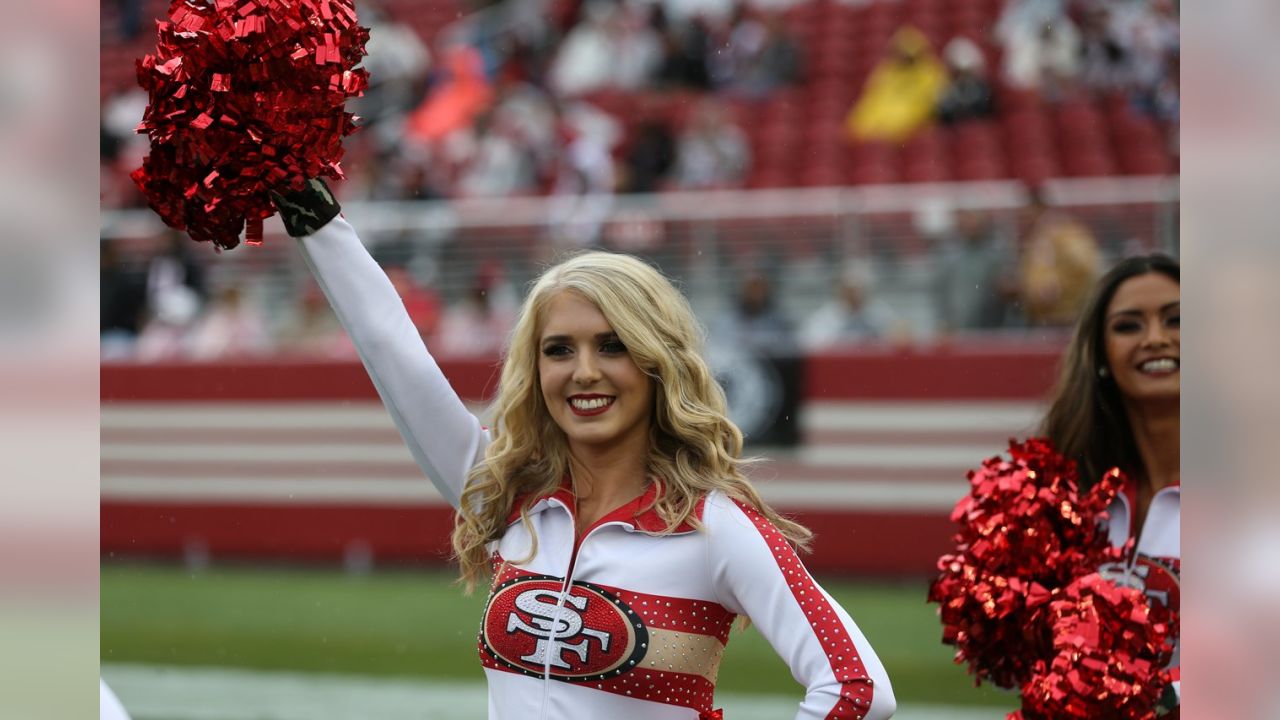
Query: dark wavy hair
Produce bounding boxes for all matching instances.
[1038,254,1180,488]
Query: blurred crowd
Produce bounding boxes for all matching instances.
[847,0,1178,149]
[100,0,1177,361]
[102,0,810,214]
[103,0,1179,207]
[102,189,1129,361]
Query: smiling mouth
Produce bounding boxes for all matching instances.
[568,396,615,416]
[1138,358,1179,374]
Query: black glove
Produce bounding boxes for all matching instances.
[271,178,342,237]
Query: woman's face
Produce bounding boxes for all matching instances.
[538,291,655,453]
[1102,273,1180,406]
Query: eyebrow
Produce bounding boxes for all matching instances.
[540,331,619,345]
[1107,301,1180,320]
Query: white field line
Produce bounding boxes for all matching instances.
[101,442,421,463]
[102,442,994,468]
[796,444,1000,468]
[101,402,490,429]
[102,663,1010,720]
[101,400,1015,510]
[100,476,966,511]
[801,402,1042,433]
[103,401,1039,434]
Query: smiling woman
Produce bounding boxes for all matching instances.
[274,179,896,720]
[1039,253,1181,714]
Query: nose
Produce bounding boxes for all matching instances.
[572,352,601,385]
[1142,321,1173,349]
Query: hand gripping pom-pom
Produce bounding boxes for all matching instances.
[130,0,370,249]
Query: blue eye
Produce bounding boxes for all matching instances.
[601,340,627,354]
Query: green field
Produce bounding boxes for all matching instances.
[101,562,1014,710]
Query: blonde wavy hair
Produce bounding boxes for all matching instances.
[451,250,812,591]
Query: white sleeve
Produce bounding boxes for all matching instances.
[296,215,491,509]
[101,679,132,720]
[706,494,895,720]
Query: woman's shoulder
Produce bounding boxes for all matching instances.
[699,490,772,532]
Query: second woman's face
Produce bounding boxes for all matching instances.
[1103,273,1180,405]
[538,291,655,452]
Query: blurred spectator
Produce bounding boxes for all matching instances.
[1078,0,1179,98]
[1077,4,1132,93]
[146,233,207,325]
[435,263,518,357]
[673,99,751,189]
[1141,51,1179,157]
[654,13,713,90]
[101,89,148,165]
[276,282,357,359]
[713,9,803,98]
[711,271,795,353]
[936,37,994,125]
[405,44,495,144]
[547,100,622,248]
[133,282,201,362]
[187,283,272,359]
[610,4,666,90]
[351,1,431,128]
[621,117,677,193]
[112,0,143,41]
[1123,0,1179,93]
[547,1,617,96]
[710,267,803,447]
[457,109,542,198]
[995,0,1080,97]
[660,0,736,27]
[100,240,149,359]
[548,1,662,96]
[844,26,948,143]
[800,262,897,349]
[393,152,451,201]
[454,74,558,199]
[101,88,149,208]
[933,208,1018,332]
[1016,191,1102,327]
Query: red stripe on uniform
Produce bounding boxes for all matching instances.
[610,587,734,644]
[731,499,875,720]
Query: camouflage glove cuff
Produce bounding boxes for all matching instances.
[271,178,342,237]
[1153,683,1178,716]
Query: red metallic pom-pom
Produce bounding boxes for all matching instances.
[130,0,370,249]
[1011,573,1174,720]
[927,439,1126,690]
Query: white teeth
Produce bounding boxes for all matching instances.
[1140,358,1178,372]
[570,397,613,410]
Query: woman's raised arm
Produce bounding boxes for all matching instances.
[280,179,490,509]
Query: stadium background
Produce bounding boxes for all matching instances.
[100,0,1178,716]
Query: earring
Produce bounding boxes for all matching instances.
[1098,367,1110,378]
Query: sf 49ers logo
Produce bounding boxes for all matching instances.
[1098,555,1180,612]
[481,576,648,682]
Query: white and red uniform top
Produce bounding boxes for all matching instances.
[1099,477,1181,703]
[298,216,896,720]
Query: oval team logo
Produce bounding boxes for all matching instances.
[481,575,648,682]
[1099,555,1181,612]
